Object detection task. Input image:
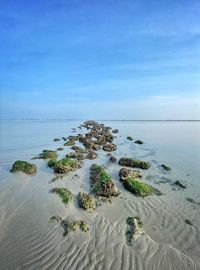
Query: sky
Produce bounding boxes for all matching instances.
[0,0,200,120]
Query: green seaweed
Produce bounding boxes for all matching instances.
[40,150,58,159]
[10,160,37,175]
[123,177,161,196]
[51,187,72,205]
[119,158,151,169]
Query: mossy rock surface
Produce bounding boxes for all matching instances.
[161,164,171,171]
[123,177,161,196]
[119,158,150,169]
[40,150,58,159]
[11,160,37,174]
[48,157,81,173]
[90,164,120,197]
[126,216,145,245]
[51,187,72,205]
[77,192,96,211]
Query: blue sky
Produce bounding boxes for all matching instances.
[0,0,200,119]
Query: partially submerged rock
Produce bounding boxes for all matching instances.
[126,216,145,245]
[127,136,133,141]
[123,177,161,196]
[50,187,72,205]
[119,168,142,181]
[161,164,171,171]
[90,164,120,197]
[39,150,58,159]
[102,143,117,152]
[11,160,37,175]
[119,158,151,169]
[71,146,87,153]
[110,156,117,162]
[134,140,143,144]
[48,157,81,173]
[54,138,61,142]
[112,129,119,133]
[57,147,64,151]
[77,192,96,211]
[174,180,186,189]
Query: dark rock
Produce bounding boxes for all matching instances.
[134,140,143,144]
[174,180,186,189]
[85,151,97,160]
[185,219,193,225]
[161,164,171,171]
[110,156,117,162]
[102,143,117,152]
[127,136,133,141]
[54,138,61,142]
[119,158,151,169]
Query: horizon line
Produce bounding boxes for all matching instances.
[1,118,200,122]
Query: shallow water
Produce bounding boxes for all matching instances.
[0,120,200,270]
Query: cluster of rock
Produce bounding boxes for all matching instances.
[119,167,161,196]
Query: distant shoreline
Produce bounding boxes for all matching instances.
[1,119,200,122]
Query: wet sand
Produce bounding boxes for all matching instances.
[0,120,200,270]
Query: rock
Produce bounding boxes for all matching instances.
[61,219,89,236]
[85,151,97,160]
[48,157,81,173]
[90,164,120,197]
[126,216,145,245]
[185,219,193,225]
[54,138,61,142]
[119,158,151,169]
[174,180,186,189]
[64,139,75,146]
[123,177,161,196]
[112,129,119,133]
[110,156,117,162]
[161,164,171,171]
[127,136,133,141]
[57,147,64,151]
[66,152,85,160]
[134,140,143,144]
[102,143,117,152]
[71,146,87,153]
[77,192,96,211]
[10,160,37,175]
[50,187,72,205]
[119,168,142,181]
[39,150,58,159]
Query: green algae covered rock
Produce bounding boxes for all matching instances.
[48,157,81,173]
[61,219,89,236]
[119,158,150,169]
[77,192,96,211]
[90,164,120,197]
[50,187,72,205]
[123,177,161,197]
[11,160,37,175]
[39,150,58,159]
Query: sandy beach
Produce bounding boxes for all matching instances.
[0,120,200,270]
